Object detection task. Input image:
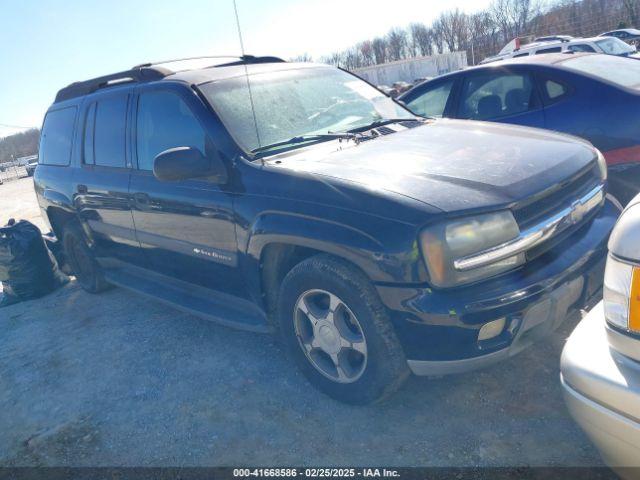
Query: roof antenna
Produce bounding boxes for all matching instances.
[233,0,263,163]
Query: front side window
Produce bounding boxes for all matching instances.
[405,80,454,118]
[459,72,535,120]
[136,91,207,171]
[40,107,77,166]
[199,67,414,154]
[94,94,128,168]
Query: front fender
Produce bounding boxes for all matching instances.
[245,210,426,284]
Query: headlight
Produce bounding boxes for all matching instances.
[420,211,524,288]
[604,254,640,333]
[595,148,607,181]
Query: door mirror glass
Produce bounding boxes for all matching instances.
[153,147,227,182]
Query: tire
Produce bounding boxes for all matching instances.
[277,254,409,404]
[62,223,110,293]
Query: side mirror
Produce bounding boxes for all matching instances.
[153,146,227,183]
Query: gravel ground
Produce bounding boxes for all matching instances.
[0,177,605,467]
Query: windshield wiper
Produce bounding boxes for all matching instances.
[345,118,421,134]
[251,133,361,155]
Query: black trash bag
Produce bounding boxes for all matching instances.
[0,219,68,307]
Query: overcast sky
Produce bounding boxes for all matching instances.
[0,0,491,138]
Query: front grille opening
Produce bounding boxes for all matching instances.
[513,164,600,230]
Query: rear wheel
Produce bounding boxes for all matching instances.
[277,254,409,404]
[62,223,110,293]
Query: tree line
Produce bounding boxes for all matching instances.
[291,0,640,69]
[0,129,40,165]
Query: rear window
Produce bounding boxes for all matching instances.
[563,55,640,89]
[39,107,77,166]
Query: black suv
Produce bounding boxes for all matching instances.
[35,56,617,404]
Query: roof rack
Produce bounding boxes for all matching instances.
[54,55,286,103]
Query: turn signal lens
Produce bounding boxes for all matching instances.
[603,254,640,333]
[630,267,640,333]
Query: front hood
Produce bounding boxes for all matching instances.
[269,119,597,213]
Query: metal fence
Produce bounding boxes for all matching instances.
[0,160,30,183]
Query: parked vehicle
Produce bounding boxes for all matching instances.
[26,159,38,177]
[481,36,639,64]
[35,55,616,404]
[561,192,640,474]
[399,52,640,207]
[599,28,640,43]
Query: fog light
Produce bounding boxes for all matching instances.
[478,317,506,341]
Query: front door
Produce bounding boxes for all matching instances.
[128,85,246,298]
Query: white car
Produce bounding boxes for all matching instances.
[561,193,640,476]
[481,36,640,64]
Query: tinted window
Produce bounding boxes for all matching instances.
[94,95,128,168]
[40,107,77,166]
[564,54,640,89]
[136,91,207,171]
[536,47,562,54]
[405,80,454,118]
[568,44,596,53]
[83,103,96,165]
[459,72,534,120]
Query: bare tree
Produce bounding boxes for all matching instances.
[358,40,375,66]
[386,28,408,61]
[372,37,387,64]
[290,53,313,62]
[410,23,434,56]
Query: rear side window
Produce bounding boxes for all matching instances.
[40,107,77,166]
[136,90,207,171]
[405,80,454,118]
[93,94,128,168]
[536,47,562,54]
[459,72,535,120]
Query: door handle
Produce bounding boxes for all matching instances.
[77,184,88,194]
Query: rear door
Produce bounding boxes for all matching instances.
[73,90,140,266]
[128,83,245,297]
[454,67,545,128]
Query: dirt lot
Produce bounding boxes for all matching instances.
[0,177,605,467]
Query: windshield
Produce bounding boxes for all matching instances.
[199,66,415,154]
[563,54,640,88]
[595,37,636,55]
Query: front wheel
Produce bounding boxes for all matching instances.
[62,223,110,294]
[277,255,409,404]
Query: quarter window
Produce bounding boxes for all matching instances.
[136,91,207,171]
[39,107,77,166]
[94,94,128,168]
[459,72,535,120]
[405,80,454,118]
[544,80,569,100]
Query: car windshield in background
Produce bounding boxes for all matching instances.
[595,37,636,55]
[563,54,640,89]
[199,67,415,155]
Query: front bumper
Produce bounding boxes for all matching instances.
[376,200,618,375]
[561,302,640,471]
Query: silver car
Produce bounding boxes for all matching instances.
[561,193,640,476]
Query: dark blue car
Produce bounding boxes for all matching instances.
[399,52,640,206]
